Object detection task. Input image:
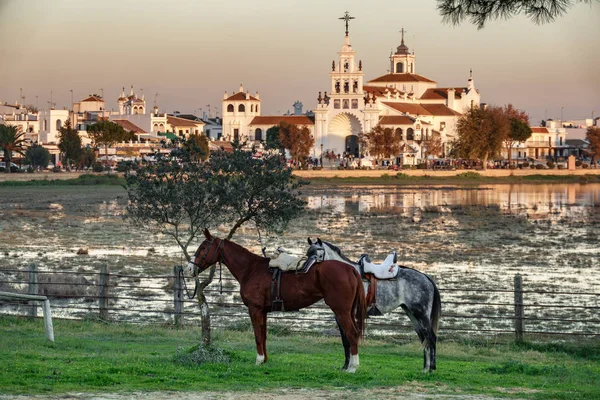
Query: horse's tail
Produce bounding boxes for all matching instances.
[429,276,442,336]
[352,269,367,341]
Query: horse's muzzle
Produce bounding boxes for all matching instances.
[187,262,195,275]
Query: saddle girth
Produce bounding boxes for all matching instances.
[270,269,284,312]
[364,273,383,317]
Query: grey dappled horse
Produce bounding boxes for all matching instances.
[307,238,441,372]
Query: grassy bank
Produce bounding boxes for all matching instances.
[305,172,600,186]
[0,174,125,186]
[0,317,598,398]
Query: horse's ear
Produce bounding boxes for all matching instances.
[203,229,212,240]
[317,238,323,246]
[307,237,313,245]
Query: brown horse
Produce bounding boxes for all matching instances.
[189,229,367,372]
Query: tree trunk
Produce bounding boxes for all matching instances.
[5,154,11,174]
[104,145,109,167]
[196,264,216,345]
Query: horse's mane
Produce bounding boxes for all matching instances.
[223,239,269,263]
[322,240,356,265]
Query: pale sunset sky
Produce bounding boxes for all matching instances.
[0,0,598,124]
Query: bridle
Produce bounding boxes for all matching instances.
[190,238,225,276]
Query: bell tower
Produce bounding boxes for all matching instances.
[329,12,364,106]
[390,27,416,74]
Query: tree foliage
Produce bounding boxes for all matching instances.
[181,133,210,162]
[278,122,314,165]
[452,106,510,167]
[359,125,402,160]
[87,121,134,165]
[585,126,600,162]
[437,0,596,29]
[265,126,281,151]
[124,149,307,344]
[58,120,82,168]
[501,105,532,163]
[421,132,444,160]
[0,124,27,173]
[25,144,51,169]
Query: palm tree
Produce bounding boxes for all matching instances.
[0,124,27,173]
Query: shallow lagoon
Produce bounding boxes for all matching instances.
[0,184,598,335]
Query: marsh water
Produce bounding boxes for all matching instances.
[1,183,599,336]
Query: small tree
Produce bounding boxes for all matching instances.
[421,133,443,163]
[80,146,97,170]
[585,126,600,164]
[265,125,282,151]
[87,121,133,166]
[124,149,306,345]
[452,106,510,169]
[25,144,51,170]
[0,125,27,173]
[181,133,210,162]
[279,123,314,166]
[359,125,402,162]
[504,118,533,164]
[58,120,82,169]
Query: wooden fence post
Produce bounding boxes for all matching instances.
[28,263,38,319]
[173,265,184,326]
[99,264,110,320]
[514,274,524,343]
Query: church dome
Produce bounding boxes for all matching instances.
[395,42,409,55]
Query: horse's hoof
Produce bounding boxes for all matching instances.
[256,354,265,365]
[346,366,357,373]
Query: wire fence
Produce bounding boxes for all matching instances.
[1,263,598,340]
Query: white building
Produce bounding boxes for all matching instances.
[221,85,261,142]
[313,20,480,164]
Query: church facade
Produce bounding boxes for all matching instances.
[221,15,481,164]
[314,17,480,163]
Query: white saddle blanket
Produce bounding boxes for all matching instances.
[269,252,307,272]
[362,251,398,280]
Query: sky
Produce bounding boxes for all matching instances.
[0,0,598,125]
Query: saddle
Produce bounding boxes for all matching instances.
[268,248,318,312]
[358,251,398,280]
[358,251,399,317]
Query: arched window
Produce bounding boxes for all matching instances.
[250,105,254,112]
[238,104,245,112]
[407,128,414,141]
[343,99,349,109]
[153,123,158,131]
[56,119,62,130]
[410,63,413,73]
[255,105,259,113]
[255,128,263,141]
[43,119,47,131]
[351,99,358,109]
[395,128,403,140]
[334,100,340,109]
[396,62,404,73]
[159,123,165,132]
[227,104,234,113]
[426,128,429,139]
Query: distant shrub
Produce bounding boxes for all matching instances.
[380,173,392,180]
[535,164,545,169]
[456,171,481,179]
[93,164,105,173]
[416,163,427,169]
[582,163,589,169]
[576,160,582,167]
[52,166,62,173]
[26,167,34,173]
[396,172,411,179]
[509,165,517,170]
[522,162,529,168]
[546,161,555,169]
[557,165,565,170]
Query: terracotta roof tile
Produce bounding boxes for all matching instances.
[531,127,549,133]
[420,87,467,100]
[420,103,462,116]
[379,116,415,125]
[369,73,436,84]
[382,102,432,116]
[224,92,260,101]
[363,85,404,97]
[112,119,146,134]
[249,116,315,125]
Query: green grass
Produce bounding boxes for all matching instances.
[0,317,598,398]
[0,174,125,186]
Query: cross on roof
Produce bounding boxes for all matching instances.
[400,27,407,44]
[339,11,355,36]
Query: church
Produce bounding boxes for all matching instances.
[222,13,481,165]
